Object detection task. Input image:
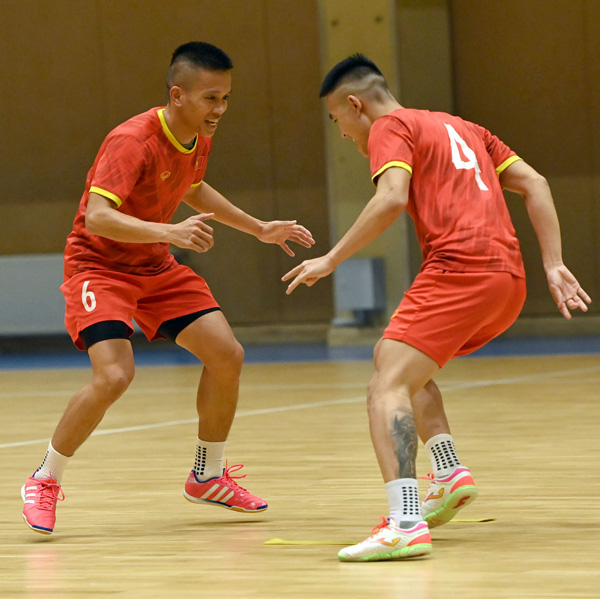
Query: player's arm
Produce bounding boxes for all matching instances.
[85,192,215,253]
[282,166,409,294]
[499,160,591,318]
[183,182,315,256]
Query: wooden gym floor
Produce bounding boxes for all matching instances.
[0,344,599,598]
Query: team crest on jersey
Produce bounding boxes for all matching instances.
[160,171,171,181]
[195,156,205,170]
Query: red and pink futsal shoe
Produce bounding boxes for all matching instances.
[184,463,268,513]
[21,475,65,535]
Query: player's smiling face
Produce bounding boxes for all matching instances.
[179,68,232,137]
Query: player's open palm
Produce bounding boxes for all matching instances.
[258,220,315,256]
[170,213,215,253]
[546,264,591,319]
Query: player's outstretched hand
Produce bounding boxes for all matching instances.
[170,213,215,253]
[546,264,591,319]
[282,255,335,295]
[257,220,315,257]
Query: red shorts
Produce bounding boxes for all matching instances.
[61,264,220,350]
[383,269,527,367]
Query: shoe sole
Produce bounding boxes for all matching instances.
[423,485,478,528]
[183,491,268,513]
[21,484,53,535]
[338,543,432,562]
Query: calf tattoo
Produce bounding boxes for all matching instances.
[390,410,417,478]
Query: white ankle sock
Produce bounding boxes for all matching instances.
[34,442,70,484]
[385,478,423,528]
[425,433,461,478]
[193,438,226,480]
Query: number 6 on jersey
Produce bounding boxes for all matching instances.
[81,280,97,312]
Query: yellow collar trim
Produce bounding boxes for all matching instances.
[157,108,197,154]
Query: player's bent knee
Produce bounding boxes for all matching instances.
[366,382,382,415]
[94,365,135,401]
[204,339,244,374]
[223,340,244,370]
[232,340,244,365]
[366,375,412,412]
[366,374,386,404]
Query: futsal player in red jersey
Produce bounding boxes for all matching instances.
[283,54,590,561]
[21,42,315,535]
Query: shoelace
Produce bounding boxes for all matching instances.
[419,473,434,481]
[222,463,250,495]
[35,480,65,511]
[369,516,391,537]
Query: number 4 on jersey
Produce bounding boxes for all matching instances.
[444,123,489,191]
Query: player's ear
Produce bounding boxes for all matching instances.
[347,94,363,115]
[169,85,184,106]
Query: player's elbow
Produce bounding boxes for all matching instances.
[373,193,406,230]
[383,189,408,216]
[85,210,99,235]
[503,162,550,199]
[522,172,551,203]
[528,171,550,192]
[85,208,109,236]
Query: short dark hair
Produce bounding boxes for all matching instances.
[170,41,233,72]
[319,54,385,97]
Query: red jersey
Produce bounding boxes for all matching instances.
[64,107,211,277]
[369,109,525,277]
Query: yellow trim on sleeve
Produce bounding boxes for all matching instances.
[372,161,413,183]
[496,155,522,175]
[157,108,196,154]
[89,186,122,207]
[190,180,203,187]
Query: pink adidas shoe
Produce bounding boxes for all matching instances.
[21,475,65,535]
[184,463,268,513]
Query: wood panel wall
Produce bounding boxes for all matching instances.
[450,0,599,317]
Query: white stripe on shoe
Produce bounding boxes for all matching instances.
[211,487,231,502]
[198,484,236,505]
[200,484,221,500]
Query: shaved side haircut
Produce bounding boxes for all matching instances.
[166,42,233,90]
[319,53,388,97]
